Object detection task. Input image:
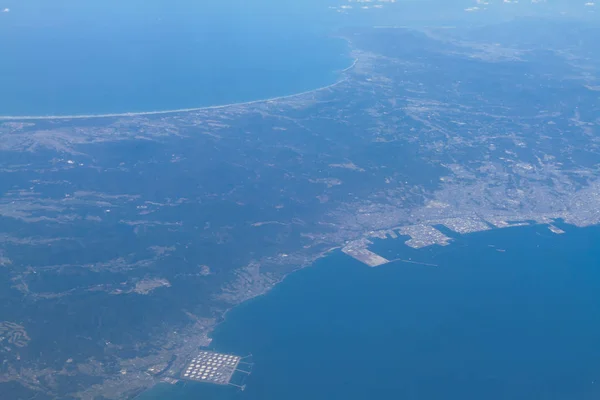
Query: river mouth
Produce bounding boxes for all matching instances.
[0,0,350,118]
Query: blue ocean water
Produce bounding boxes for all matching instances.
[140,223,600,400]
[0,0,350,116]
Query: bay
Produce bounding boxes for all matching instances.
[0,0,350,117]
[141,222,600,400]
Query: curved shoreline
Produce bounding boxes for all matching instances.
[0,58,358,122]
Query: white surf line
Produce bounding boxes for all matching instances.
[340,57,358,73]
[0,59,359,122]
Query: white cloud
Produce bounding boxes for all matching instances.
[465,6,480,11]
[1,8,9,13]
[585,2,595,6]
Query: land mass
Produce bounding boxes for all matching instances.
[1,21,600,399]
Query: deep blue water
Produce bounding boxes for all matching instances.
[0,0,351,116]
[139,223,600,400]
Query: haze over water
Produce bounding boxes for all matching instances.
[0,0,351,117]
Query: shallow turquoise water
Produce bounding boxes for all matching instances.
[140,222,600,400]
[0,0,350,116]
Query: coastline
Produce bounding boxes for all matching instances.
[130,245,342,399]
[212,245,342,330]
[0,59,358,122]
[136,221,600,400]
[134,217,586,398]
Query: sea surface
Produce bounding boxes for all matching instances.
[139,222,600,400]
[0,0,351,117]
